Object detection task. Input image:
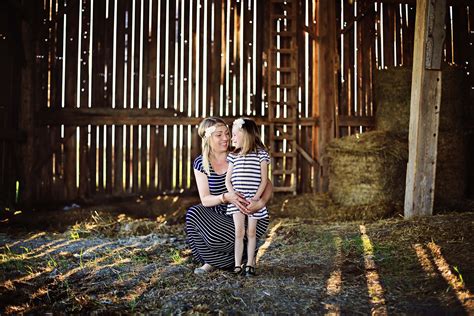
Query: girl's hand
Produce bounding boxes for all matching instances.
[243,198,264,214]
[225,191,249,212]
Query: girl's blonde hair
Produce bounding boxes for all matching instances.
[198,117,229,175]
[233,117,266,155]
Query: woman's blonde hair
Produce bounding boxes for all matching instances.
[198,117,229,175]
[233,117,266,156]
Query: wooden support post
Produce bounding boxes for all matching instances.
[404,0,446,219]
[317,0,338,192]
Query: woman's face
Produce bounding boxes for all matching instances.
[209,124,230,153]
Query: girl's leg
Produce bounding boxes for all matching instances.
[246,218,259,267]
[233,212,246,269]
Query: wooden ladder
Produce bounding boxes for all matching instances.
[267,0,299,194]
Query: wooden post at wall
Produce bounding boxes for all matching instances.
[19,5,36,207]
[404,0,446,219]
[317,0,337,192]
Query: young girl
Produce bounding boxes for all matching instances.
[225,118,270,276]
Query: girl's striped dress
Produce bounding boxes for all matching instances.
[226,149,270,219]
[185,155,269,269]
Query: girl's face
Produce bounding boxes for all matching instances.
[210,124,230,153]
[231,126,245,149]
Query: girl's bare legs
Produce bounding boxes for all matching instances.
[233,212,246,270]
[246,218,258,267]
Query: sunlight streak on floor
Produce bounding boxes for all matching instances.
[413,243,436,276]
[359,225,388,315]
[324,235,343,315]
[256,220,282,264]
[426,241,474,312]
[326,236,343,296]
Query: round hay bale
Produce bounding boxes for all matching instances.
[436,132,467,201]
[327,131,408,207]
[374,64,467,132]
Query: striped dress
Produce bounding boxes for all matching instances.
[226,149,270,219]
[185,155,270,269]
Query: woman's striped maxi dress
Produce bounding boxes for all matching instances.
[185,155,270,269]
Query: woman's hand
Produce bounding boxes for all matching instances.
[225,191,249,212]
[243,198,265,215]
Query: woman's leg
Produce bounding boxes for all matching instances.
[185,204,235,269]
[233,212,246,268]
[246,218,258,267]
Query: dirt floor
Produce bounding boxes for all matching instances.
[1,194,473,314]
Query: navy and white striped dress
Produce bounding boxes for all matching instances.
[185,155,270,269]
[226,149,270,219]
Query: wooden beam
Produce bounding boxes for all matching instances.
[37,108,319,126]
[317,0,338,192]
[404,0,446,219]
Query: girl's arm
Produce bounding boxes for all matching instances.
[225,163,235,194]
[252,161,268,201]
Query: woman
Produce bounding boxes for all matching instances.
[186,117,272,274]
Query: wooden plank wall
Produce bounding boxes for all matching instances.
[2,0,472,205]
[336,1,473,137]
[29,0,288,203]
[0,3,23,207]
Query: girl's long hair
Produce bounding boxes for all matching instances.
[198,117,228,175]
[233,118,266,155]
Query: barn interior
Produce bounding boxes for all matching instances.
[0,0,473,314]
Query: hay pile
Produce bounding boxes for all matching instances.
[436,132,467,201]
[374,65,468,202]
[326,131,408,209]
[374,65,467,133]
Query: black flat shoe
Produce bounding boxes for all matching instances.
[245,265,256,277]
[232,266,243,275]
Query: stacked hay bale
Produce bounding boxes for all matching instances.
[326,131,408,215]
[373,65,467,202]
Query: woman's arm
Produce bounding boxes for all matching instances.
[194,169,225,207]
[195,168,250,210]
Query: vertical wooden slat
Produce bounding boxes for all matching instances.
[362,0,374,117]
[114,0,126,194]
[123,0,133,192]
[131,0,141,192]
[317,0,337,192]
[148,0,159,193]
[255,0,264,116]
[64,0,79,200]
[79,0,91,198]
[106,6,114,195]
[403,4,416,66]
[208,0,215,116]
[157,126,164,191]
[384,3,395,67]
[444,4,453,63]
[140,0,150,192]
[92,0,106,192]
[395,3,402,66]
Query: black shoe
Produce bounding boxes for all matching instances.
[245,265,256,277]
[232,266,244,275]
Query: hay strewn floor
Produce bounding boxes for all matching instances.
[1,196,473,314]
